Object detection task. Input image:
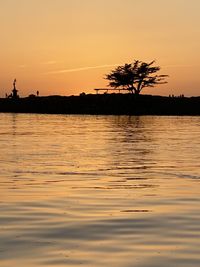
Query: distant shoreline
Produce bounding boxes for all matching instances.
[0,94,200,115]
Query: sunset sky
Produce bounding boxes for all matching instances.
[0,0,200,97]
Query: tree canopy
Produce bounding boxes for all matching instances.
[105,60,168,94]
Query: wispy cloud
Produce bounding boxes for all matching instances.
[44,64,120,75]
[18,64,27,69]
[45,62,198,75]
[163,64,200,68]
[42,61,58,65]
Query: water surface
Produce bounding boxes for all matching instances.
[0,114,200,267]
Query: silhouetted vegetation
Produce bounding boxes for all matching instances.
[105,60,168,94]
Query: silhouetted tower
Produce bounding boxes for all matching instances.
[12,79,19,99]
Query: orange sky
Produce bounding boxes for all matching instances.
[0,0,200,97]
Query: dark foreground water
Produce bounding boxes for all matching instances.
[0,114,200,267]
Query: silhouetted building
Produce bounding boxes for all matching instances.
[8,79,19,99]
[12,79,19,99]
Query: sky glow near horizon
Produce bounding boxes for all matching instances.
[0,0,200,97]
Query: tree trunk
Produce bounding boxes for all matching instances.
[135,90,140,95]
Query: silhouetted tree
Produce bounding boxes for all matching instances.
[105,60,168,94]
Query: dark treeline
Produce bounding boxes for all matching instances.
[0,94,200,115]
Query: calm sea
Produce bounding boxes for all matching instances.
[0,113,200,267]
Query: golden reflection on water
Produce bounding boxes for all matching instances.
[0,114,200,267]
